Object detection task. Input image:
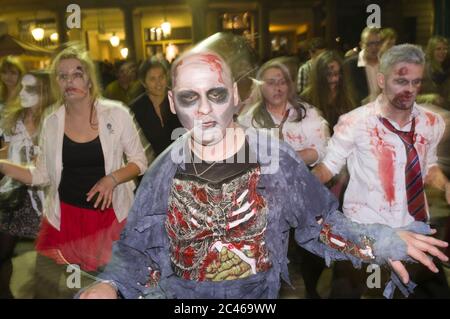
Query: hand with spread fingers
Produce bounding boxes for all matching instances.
[390,229,449,284]
[86,174,118,210]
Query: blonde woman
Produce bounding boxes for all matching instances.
[0,45,147,298]
[239,58,329,167]
[417,36,450,109]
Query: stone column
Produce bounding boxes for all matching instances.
[188,0,208,44]
[121,5,136,61]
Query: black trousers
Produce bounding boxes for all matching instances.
[0,232,18,299]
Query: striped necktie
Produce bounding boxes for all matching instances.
[379,117,427,222]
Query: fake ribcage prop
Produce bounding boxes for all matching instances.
[165,167,271,281]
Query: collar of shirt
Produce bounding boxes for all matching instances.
[371,95,420,131]
[357,50,367,67]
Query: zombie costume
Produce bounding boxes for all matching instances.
[0,119,43,238]
[322,97,445,227]
[96,128,428,299]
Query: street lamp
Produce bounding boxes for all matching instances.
[161,21,171,38]
[31,27,45,41]
[120,47,129,59]
[110,32,120,47]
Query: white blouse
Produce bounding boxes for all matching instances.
[238,102,330,166]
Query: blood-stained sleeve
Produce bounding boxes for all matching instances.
[322,112,357,176]
[424,111,445,170]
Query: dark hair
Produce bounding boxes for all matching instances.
[301,50,356,130]
[308,37,326,54]
[138,59,169,84]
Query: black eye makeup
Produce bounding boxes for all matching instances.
[176,91,199,106]
[23,86,39,95]
[207,87,229,104]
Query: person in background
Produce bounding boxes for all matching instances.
[103,61,143,106]
[297,37,326,95]
[130,59,181,159]
[0,71,54,299]
[240,58,329,167]
[417,36,450,110]
[345,27,382,104]
[0,56,26,150]
[379,28,398,59]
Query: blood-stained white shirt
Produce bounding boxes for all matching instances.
[238,102,329,166]
[322,96,445,227]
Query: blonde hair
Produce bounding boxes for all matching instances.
[0,56,26,103]
[1,71,55,139]
[249,58,306,128]
[425,36,449,74]
[49,43,101,104]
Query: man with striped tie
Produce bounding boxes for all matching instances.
[314,43,450,298]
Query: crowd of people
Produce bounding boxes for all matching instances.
[0,26,449,299]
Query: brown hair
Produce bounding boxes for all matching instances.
[0,56,26,103]
[301,50,356,130]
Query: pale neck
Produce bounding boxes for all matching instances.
[266,101,288,118]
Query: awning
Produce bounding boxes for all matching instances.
[0,34,53,57]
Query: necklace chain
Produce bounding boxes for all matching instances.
[192,157,217,177]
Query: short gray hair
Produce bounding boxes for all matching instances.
[379,44,425,75]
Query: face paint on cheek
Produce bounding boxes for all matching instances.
[200,54,224,84]
[20,93,39,108]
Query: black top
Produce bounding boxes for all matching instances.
[176,140,258,184]
[58,134,105,209]
[130,93,182,155]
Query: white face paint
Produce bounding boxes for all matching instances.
[19,74,40,108]
[169,53,238,146]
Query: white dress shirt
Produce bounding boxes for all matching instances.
[238,102,329,166]
[323,96,445,227]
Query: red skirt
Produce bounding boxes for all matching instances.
[36,201,126,271]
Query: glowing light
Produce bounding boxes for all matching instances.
[120,47,129,59]
[50,32,59,42]
[31,27,45,41]
[110,33,120,47]
[161,21,171,37]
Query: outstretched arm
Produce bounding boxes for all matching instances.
[283,149,448,281]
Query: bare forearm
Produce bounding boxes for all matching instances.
[109,163,141,185]
[297,148,319,166]
[312,163,334,184]
[425,166,449,191]
[0,160,33,184]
